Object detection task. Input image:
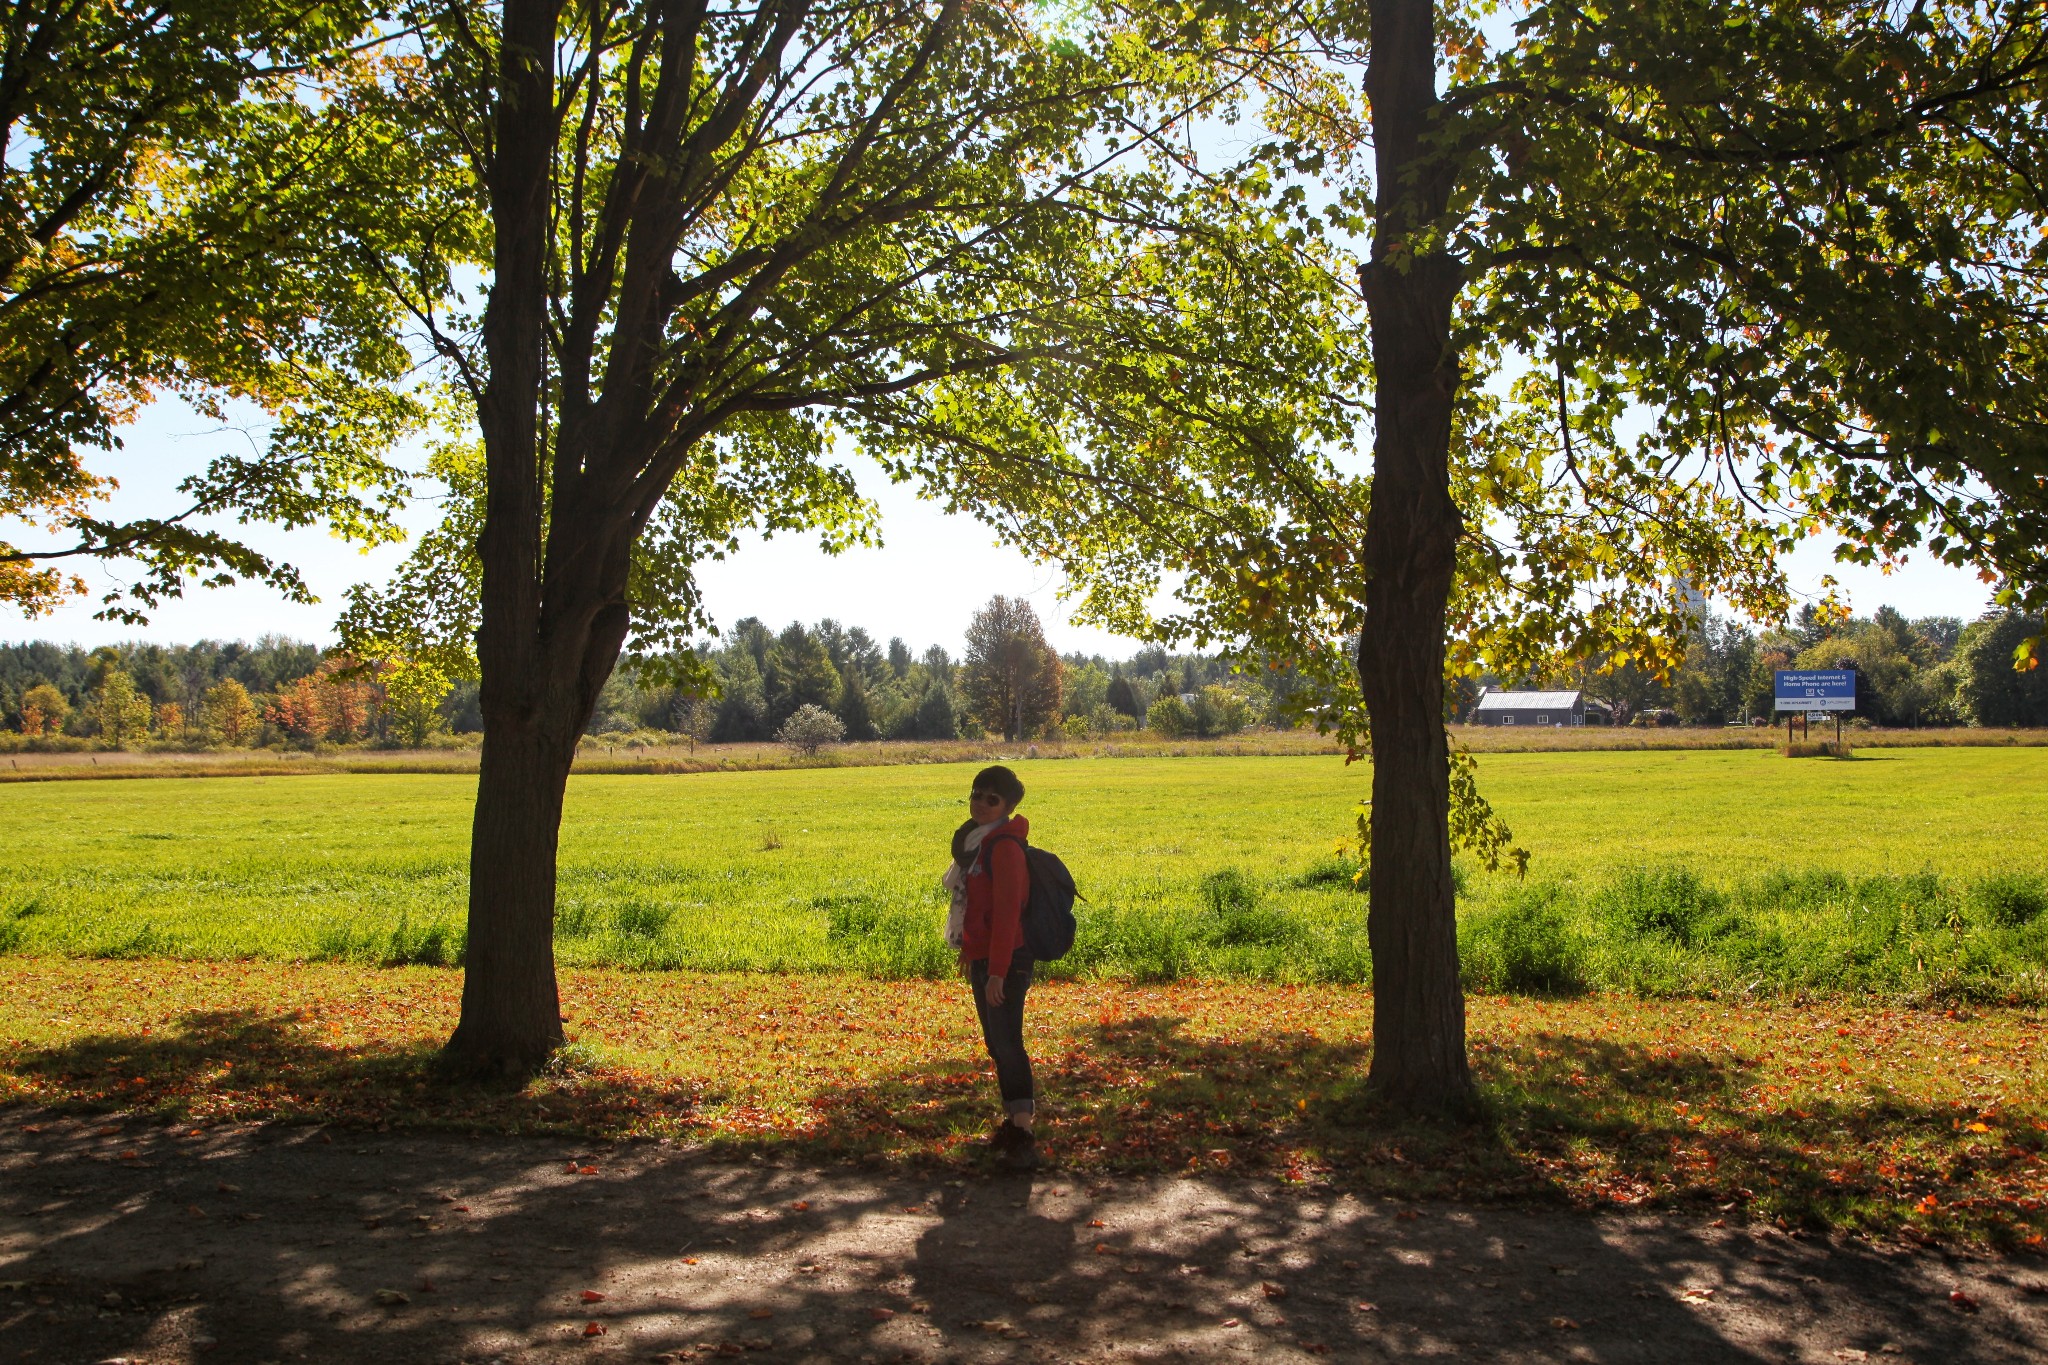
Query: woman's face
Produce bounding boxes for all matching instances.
[969,789,1010,824]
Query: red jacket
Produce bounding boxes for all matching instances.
[962,814,1030,976]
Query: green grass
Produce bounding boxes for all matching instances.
[1,750,2045,998]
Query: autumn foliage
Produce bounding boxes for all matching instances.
[2,960,2041,1250]
[263,658,386,746]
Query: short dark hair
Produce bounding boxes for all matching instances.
[972,764,1025,808]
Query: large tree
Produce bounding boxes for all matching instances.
[343,0,1296,1073]
[0,1,456,620]
[960,594,1063,740]
[913,0,2048,1111]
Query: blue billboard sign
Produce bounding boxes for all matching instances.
[1774,669,1856,713]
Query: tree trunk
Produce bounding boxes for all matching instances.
[440,0,640,1078]
[1357,0,1475,1114]
[444,721,575,1075]
[442,528,633,1078]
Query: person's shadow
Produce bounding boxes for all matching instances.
[911,1171,1120,1350]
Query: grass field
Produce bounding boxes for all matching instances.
[4,723,2044,785]
[2,749,2045,999]
[2,958,2042,1247]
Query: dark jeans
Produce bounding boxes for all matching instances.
[969,957,1035,1115]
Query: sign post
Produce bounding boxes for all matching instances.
[1773,670,1856,756]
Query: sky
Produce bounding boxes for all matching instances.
[0,399,2000,658]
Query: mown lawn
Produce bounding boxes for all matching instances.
[2,958,2042,1250]
[2,750,2044,997]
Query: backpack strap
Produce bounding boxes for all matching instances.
[978,826,1029,881]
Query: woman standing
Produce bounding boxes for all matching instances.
[949,764,1037,1171]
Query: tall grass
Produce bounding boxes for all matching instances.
[1458,865,2048,1003]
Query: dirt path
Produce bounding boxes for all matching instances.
[3,1109,2043,1364]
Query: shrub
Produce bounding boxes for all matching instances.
[1598,866,1728,946]
[382,914,463,966]
[1462,887,1588,994]
[777,704,845,754]
[1193,868,1299,947]
[1146,694,1194,738]
[1971,872,2048,929]
[613,902,673,938]
[1291,858,1360,890]
[819,892,952,977]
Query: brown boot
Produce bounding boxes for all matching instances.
[996,1126,1039,1172]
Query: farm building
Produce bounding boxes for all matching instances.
[1471,688,1593,727]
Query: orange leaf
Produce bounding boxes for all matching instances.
[581,1290,607,1303]
[583,1321,606,1337]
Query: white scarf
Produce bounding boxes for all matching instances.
[940,822,993,950]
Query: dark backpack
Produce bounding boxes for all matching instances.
[987,832,1080,962]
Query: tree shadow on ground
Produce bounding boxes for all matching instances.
[5,1007,2046,1361]
[7,1004,2043,1240]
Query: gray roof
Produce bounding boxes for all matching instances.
[1474,689,1582,711]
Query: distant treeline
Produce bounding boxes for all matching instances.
[1495,606,2048,729]
[597,609,1292,743]
[5,601,2042,749]
[0,602,1294,747]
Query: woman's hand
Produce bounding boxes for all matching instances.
[983,974,1007,1008]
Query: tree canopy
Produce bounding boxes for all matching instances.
[891,0,2048,1108]
[0,1,465,621]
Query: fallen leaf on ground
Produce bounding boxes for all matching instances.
[1354,1302,1378,1313]
[1551,1316,1579,1330]
[1950,1289,1979,1311]
[374,1289,409,1306]
[581,1290,607,1303]
[869,1307,896,1321]
[748,1309,773,1320]
[1262,1283,1289,1300]
[1220,1317,1241,1328]
[790,1200,810,1212]
[583,1321,606,1337]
